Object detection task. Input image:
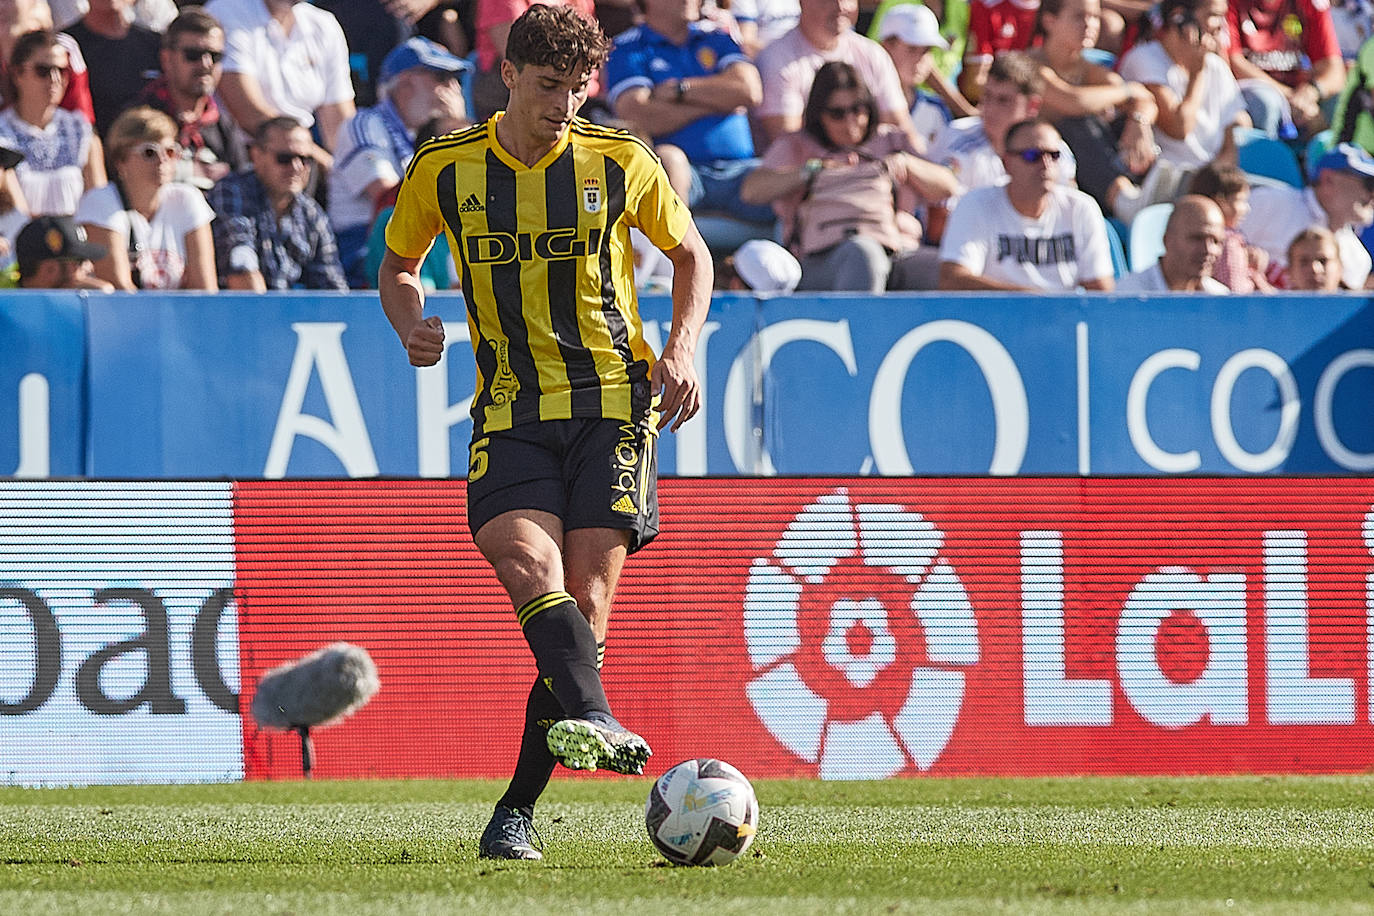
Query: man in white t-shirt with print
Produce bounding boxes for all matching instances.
[939,119,1113,291]
[1116,195,1229,293]
[754,0,918,148]
[1239,143,1374,290]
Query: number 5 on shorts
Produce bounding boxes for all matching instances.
[469,437,490,483]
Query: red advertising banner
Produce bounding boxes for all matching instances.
[234,479,1374,780]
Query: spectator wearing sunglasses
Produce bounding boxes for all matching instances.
[207,115,347,290]
[0,30,105,217]
[133,7,248,190]
[75,106,217,290]
[62,0,162,136]
[939,117,1114,290]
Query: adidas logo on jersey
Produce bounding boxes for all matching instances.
[459,193,484,213]
[611,494,637,515]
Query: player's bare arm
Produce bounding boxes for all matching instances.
[379,246,446,367]
[655,220,713,432]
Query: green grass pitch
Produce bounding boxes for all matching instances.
[4,775,1374,915]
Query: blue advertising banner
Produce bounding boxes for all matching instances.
[19,289,1374,478]
[0,294,87,477]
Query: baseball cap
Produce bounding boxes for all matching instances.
[875,3,948,49]
[732,239,802,294]
[378,37,471,84]
[1314,143,1374,187]
[16,215,107,277]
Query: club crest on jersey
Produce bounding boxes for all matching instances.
[583,178,601,213]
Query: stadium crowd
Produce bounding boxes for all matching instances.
[0,0,1371,293]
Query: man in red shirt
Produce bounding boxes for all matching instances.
[959,0,1039,103]
[1226,0,1347,137]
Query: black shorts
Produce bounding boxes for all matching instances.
[465,417,660,553]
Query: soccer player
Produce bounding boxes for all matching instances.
[378,3,712,862]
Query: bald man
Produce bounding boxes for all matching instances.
[1118,195,1228,293]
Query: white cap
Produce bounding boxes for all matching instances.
[732,239,802,294]
[876,3,948,49]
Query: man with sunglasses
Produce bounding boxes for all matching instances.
[133,7,248,189]
[207,115,347,290]
[939,117,1114,291]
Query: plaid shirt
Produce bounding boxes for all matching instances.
[207,170,347,290]
[1213,227,1255,293]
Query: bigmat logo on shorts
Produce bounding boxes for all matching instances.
[231,479,1374,781]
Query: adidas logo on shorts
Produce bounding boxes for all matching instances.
[611,494,637,514]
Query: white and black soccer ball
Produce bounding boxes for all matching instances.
[644,758,758,866]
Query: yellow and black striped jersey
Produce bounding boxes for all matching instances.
[386,114,691,436]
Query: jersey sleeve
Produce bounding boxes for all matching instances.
[385,153,446,261]
[965,1,995,62]
[1298,0,1342,63]
[605,35,652,104]
[622,143,691,253]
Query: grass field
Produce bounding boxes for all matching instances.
[4,775,1374,915]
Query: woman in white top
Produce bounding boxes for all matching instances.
[75,106,217,290]
[0,29,103,216]
[1117,0,1250,172]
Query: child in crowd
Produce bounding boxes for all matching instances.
[1186,162,1272,292]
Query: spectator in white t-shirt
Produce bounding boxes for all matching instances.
[938,118,1113,291]
[1116,195,1228,292]
[203,0,356,170]
[75,105,217,290]
[1117,0,1251,174]
[754,0,919,148]
[1240,143,1374,290]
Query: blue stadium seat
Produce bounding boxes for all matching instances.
[1104,217,1129,279]
[1234,129,1305,188]
[1128,203,1173,273]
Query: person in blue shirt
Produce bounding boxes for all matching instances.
[605,0,775,225]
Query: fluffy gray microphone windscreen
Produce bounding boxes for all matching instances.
[250,642,380,730]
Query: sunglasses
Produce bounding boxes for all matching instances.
[177,46,224,65]
[28,62,69,80]
[1010,147,1062,163]
[822,102,867,120]
[271,151,309,167]
[134,142,179,161]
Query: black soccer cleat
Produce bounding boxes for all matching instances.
[477,805,543,861]
[545,715,651,774]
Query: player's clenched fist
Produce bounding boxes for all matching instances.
[406,315,445,366]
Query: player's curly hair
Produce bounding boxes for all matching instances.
[505,3,609,76]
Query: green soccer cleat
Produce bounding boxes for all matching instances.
[477,805,543,860]
[545,715,651,774]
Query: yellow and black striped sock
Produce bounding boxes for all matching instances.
[515,591,609,720]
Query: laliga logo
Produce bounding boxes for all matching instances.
[743,488,979,779]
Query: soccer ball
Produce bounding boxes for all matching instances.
[644,758,758,866]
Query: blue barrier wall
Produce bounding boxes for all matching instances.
[4,290,1373,477]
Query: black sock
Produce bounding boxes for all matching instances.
[494,642,610,812]
[515,591,609,719]
[496,677,562,812]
